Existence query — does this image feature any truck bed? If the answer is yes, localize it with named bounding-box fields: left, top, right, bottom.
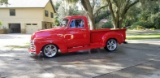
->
left=90, top=28, right=126, bottom=43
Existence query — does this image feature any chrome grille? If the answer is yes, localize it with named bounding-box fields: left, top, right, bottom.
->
left=30, top=40, right=36, bottom=51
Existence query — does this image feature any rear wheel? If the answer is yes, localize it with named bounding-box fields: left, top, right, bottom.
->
left=105, top=39, right=117, bottom=52
left=42, top=44, right=58, bottom=58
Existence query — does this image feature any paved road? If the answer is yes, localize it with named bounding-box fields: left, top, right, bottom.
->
left=0, top=34, right=160, bottom=78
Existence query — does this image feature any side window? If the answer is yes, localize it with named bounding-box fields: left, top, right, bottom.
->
left=70, top=19, right=84, bottom=28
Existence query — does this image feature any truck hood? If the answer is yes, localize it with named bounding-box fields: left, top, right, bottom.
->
left=31, top=27, right=65, bottom=40
left=39, top=27, right=65, bottom=32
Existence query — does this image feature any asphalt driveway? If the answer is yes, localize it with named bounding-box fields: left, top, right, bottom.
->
left=0, top=34, right=160, bottom=78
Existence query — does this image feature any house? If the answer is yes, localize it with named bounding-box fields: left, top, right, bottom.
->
left=0, top=0, right=56, bottom=34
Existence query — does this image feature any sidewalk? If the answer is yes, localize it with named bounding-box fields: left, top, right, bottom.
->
left=127, top=29, right=160, bottom=33
left=126, top=39, right=160, bottom=45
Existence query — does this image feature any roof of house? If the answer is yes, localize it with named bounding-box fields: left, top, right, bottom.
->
left=0, top=0, right=56, bottom=12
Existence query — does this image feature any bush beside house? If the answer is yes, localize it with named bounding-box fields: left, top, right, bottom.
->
left=0, top=21, right=7, bottom=34
left=0, top=21, right=3, bottom=33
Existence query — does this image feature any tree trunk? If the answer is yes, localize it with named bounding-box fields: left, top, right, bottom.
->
left=81, top=0, right=95, bottom=30
left=106, top=0, right=139, bottom=28
left=88, top=14, right=96, bottom=30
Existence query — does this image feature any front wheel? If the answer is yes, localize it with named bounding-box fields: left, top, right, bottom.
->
left=105, top=39, right=117, bottom=52
left=42, top=44, right=58, bottom=58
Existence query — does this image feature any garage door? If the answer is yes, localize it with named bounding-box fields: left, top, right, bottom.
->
left=26, top=24, right=38, bottom=34
left=9, top=23, right=21, bottom=33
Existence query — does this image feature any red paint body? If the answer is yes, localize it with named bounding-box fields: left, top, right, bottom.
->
left=29, top=16, right=126, bottom=55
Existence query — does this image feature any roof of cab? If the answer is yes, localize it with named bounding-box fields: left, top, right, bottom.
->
left=65, top=15, right=87, bottom=19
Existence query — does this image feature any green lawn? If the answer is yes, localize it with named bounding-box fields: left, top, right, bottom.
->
left=5, top=45, right=29, bottom=48
left=5, top=43, right=30, bottom=48
left=127, top=33, right=160, bottom=40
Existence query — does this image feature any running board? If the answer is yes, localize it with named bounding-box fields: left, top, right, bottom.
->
left=68, top=43, right=103, bottom=52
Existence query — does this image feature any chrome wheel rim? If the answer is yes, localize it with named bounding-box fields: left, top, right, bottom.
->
left=107, top=39, right=117, bottom=51
left=44, top=45, right=57, bottom=57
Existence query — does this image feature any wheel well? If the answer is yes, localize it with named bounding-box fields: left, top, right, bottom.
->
left=106, top=38, right=117, bottom=43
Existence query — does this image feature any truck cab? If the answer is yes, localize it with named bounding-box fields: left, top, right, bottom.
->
left=29, top=15, right=126, bottom=58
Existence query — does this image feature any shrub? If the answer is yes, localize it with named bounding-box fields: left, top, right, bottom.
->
left=0, top=21, right=1, bottom=26
left=102, top=21, right=113, bottom=28
left=0, top=21, right=2, bottom=29
left=151, top=12, right=160, bottom=29
left=131, top=21, right=154, bottom=29
left=136, top=26, right=145, bottom=30
left=128, top=25, right=145, bottom=30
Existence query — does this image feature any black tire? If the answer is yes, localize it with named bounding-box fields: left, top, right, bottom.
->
left=42, top=44, right=58, bottom=58
left=104, top=39, right=118, bottom=52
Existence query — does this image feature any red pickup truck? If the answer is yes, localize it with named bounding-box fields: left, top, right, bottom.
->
left=29, top=16, right=126, bottom=58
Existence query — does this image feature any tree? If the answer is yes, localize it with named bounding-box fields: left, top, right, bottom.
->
left=66, top=0, right=96, bottom=29
left=65, top=0, right=79, bottom=15
left=66, top=0, right=108, bottom=30
left=139, top=0, right=160, bottom=23
left=140, top=0, right=160, bottom=14
left=106, top=0, right=139, bottom=28
left=57, top=3, right=68, bottom=22
left=66, top=0, right=79, bottom=4
left=0, top=0, right=8, bottom=5
left=151, top=12, right=160, bottom=29
left=81, top=0, right=96, bottom=30
left=124, top=5, right=141, bottom=27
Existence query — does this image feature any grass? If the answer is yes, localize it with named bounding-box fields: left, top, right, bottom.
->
left=5, top=43, right=29, bottom=48
left=126, top=33, right=160, bottom=40
left=129, top=33, right=160, bottom=35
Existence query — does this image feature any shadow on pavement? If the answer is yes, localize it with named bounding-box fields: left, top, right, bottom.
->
left=1, top=42, right=160, bottom=78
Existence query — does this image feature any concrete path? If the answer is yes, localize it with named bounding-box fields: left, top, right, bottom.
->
left=0, top=34, right=160, bottom=78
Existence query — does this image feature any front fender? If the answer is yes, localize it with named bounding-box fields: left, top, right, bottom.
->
left=34, top=35, right=68, bottom=54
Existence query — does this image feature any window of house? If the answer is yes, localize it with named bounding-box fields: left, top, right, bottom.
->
left=51, top=12, right=53, bottom=18
left=26, top=23, right=31, bottom=25
left=70, top=19, right=84, bottom=28
left=45, top=10, right=48, bottom=17
left=10, top=9, right=16, bottom=16
left=32, top=23, right=37, bottom=25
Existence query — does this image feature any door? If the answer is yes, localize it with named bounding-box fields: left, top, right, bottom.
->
left=9, top=23, right=21, bottom=33
left=26, top=23, right=38, bottom=34
left=65, top=19, right=90, bottom=48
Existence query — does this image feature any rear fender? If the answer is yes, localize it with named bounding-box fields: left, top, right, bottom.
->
left=102, top=32, right=124, bottom=46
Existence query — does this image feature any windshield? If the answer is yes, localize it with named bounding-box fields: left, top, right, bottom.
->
left=60, top=19, right=68, bottom=27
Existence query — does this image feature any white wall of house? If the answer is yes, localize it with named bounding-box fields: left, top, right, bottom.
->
left=0, top=8, right=44, bottom=33
left=0, top=1, right=55, bottom=34
left=43, top=1, right=55, bottom=22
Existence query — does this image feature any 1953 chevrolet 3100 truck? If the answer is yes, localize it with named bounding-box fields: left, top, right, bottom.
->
left=29, top=15, right=126, bottom=58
